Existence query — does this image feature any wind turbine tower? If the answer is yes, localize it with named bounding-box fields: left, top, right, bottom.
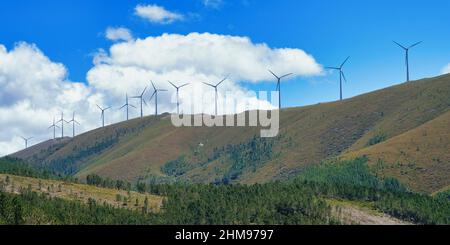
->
left=326, top=56, right=350, bottom=101
left=268, top=70, right=293, bottom=109
left=97, top=105, right=111, bottom=127
left=393, top=41, right=422, bottom=82
left=149, top=81, right=167, bottom=116
left=202, top=76, right=228, bottom=116
left=56, top=112, right=69, bottom=138
left=67, top=112, right=80, bottom=137
left=168, top=81, right=189, bottom=114
left=131, top=87, right=148, bottom=118
left=119, top=94, right=135, bottom=121
left=48, top=117, right=60, bottom=140
left=21, top=136, right=33, bottom=149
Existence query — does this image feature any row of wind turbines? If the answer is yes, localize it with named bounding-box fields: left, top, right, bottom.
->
left=19, top=40, right=421, bottom=149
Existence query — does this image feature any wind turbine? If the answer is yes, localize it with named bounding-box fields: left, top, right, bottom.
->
left=21, top=136, right=33, bottom=149
left=326, top=56, right=350, bottom=101
left=67, top=112, right=80, bottom=137
left=393, top=41, right=422, bottom=82
left=202, top=76, right=228, bottom=116
left=149, top=81, right=167, bottom=116
left=119, top=94, right=136, bottom=121
left=168, top=81, right=189, bottom=114
left=268, top=70, right=293, bottom=109
left=131, top=87, right=148, bottom=118
left=97, top=105, right=111, bottom=127
left=48, top=117, right=60, bottom=140
left=56, top=112, right=69, bottom=138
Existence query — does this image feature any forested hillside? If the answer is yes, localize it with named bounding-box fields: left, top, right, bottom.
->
left=1, top=157, right=448, bottom=225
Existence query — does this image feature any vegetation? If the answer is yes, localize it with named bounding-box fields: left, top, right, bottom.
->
left=292, top=157, right=449, bottom=224
left=0, top=156, right=448, bottom=225
left=207, top=136, right=275, bottom=184
left=161, top=155, right=191, bottom=177
left=367, top=133, right=387, bottom=146
left=86, top=174, right=131, bottom=191
left=0, top=157, right=71, bottom=181
left=42, top=124, right=154, bottom=176
left=0, top=189, right=153, bottom=225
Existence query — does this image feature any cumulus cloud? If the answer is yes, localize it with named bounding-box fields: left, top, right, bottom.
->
left=0, top=43, right=98, bottom=155
left=87, top=32, right=322, bottom=122
left=134, top=4, right=184, bottom=24
left=0, top=33, right=322, bottom=156
left=441, top=63, right=450, bottom=75
left=91, top=33, right=322, bottom=83
left=105, top=27, right=133, bottom=42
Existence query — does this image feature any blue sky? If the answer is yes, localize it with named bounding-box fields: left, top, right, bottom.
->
left=1, top=0, right=450, bottom=108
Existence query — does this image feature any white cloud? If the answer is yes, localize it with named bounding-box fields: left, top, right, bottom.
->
left=0, top=33, right=322, bottom=156
left=134, top=4, right=184, bottom=24
left=105, top=27, right=133, bottom=42
left=87, top=32, right=322, bottom=119
left=441, top=63, right=450, bottom=74
left=202, top=0, right=224, bottom=9
left=0, top=43, right=98, bottom=156
left=90, top=33, right=322, bottom=83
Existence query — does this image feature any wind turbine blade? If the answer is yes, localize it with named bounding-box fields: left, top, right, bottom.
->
left=105, top=107, right=111, bottom=111
left=202, top=82, right=215, bottom=87
left=280, top=73, right=293, bottom=79
left=340, top=56, right=350, bottom=68
left=130, top=96, right=140, bottom=99
left=143, top=99, right=148, bottom=106
left=151, top=81, right=156, bottom=90
left=393, top=41, right=407, bottom=50
left=129, top=104, right=136, bottom=108
left=75, top=120, right=80, bottom=125
left=268, top=69, right=279, bottom=79
left=96, top=104, right=102, bottom=110
left=325, top=67, right=340, bottom=70
left=149, top=91, right=156, bottom=101
left=168, top=81, right=177, bottom=89
left=119, top=104, right=126, bottom=110
left=141, top=86, right=147, bottom=96
left=341, top=71, right=348, bottom=82
left=409, top=41, right=422, bottom=49
left=159, top=89, right=168, bottom=92
left=216, top=76, right=228, bottom=86
left=179, top=83, right=190, bottom=88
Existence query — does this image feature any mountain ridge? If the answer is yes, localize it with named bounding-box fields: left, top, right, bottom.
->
left=9, top=74, right=450, bottom=193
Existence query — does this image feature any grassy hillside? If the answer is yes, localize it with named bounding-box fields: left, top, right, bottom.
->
left=11, top=74, right=450, bottom=192
left=343, top=110, right=450, bottom=193
left=0, top=174, right=163, bottom=212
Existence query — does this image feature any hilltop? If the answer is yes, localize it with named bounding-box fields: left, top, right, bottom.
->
left=10, top=74, right=450, bottom=193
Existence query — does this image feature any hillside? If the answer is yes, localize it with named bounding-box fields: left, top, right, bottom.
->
left=343, top=110, right=450, bottom=193
left=10, top=74, right=450, bottom=193
left=12, top=138, right=71, bottom=162
left=0, top=173, right=163, bottom=212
